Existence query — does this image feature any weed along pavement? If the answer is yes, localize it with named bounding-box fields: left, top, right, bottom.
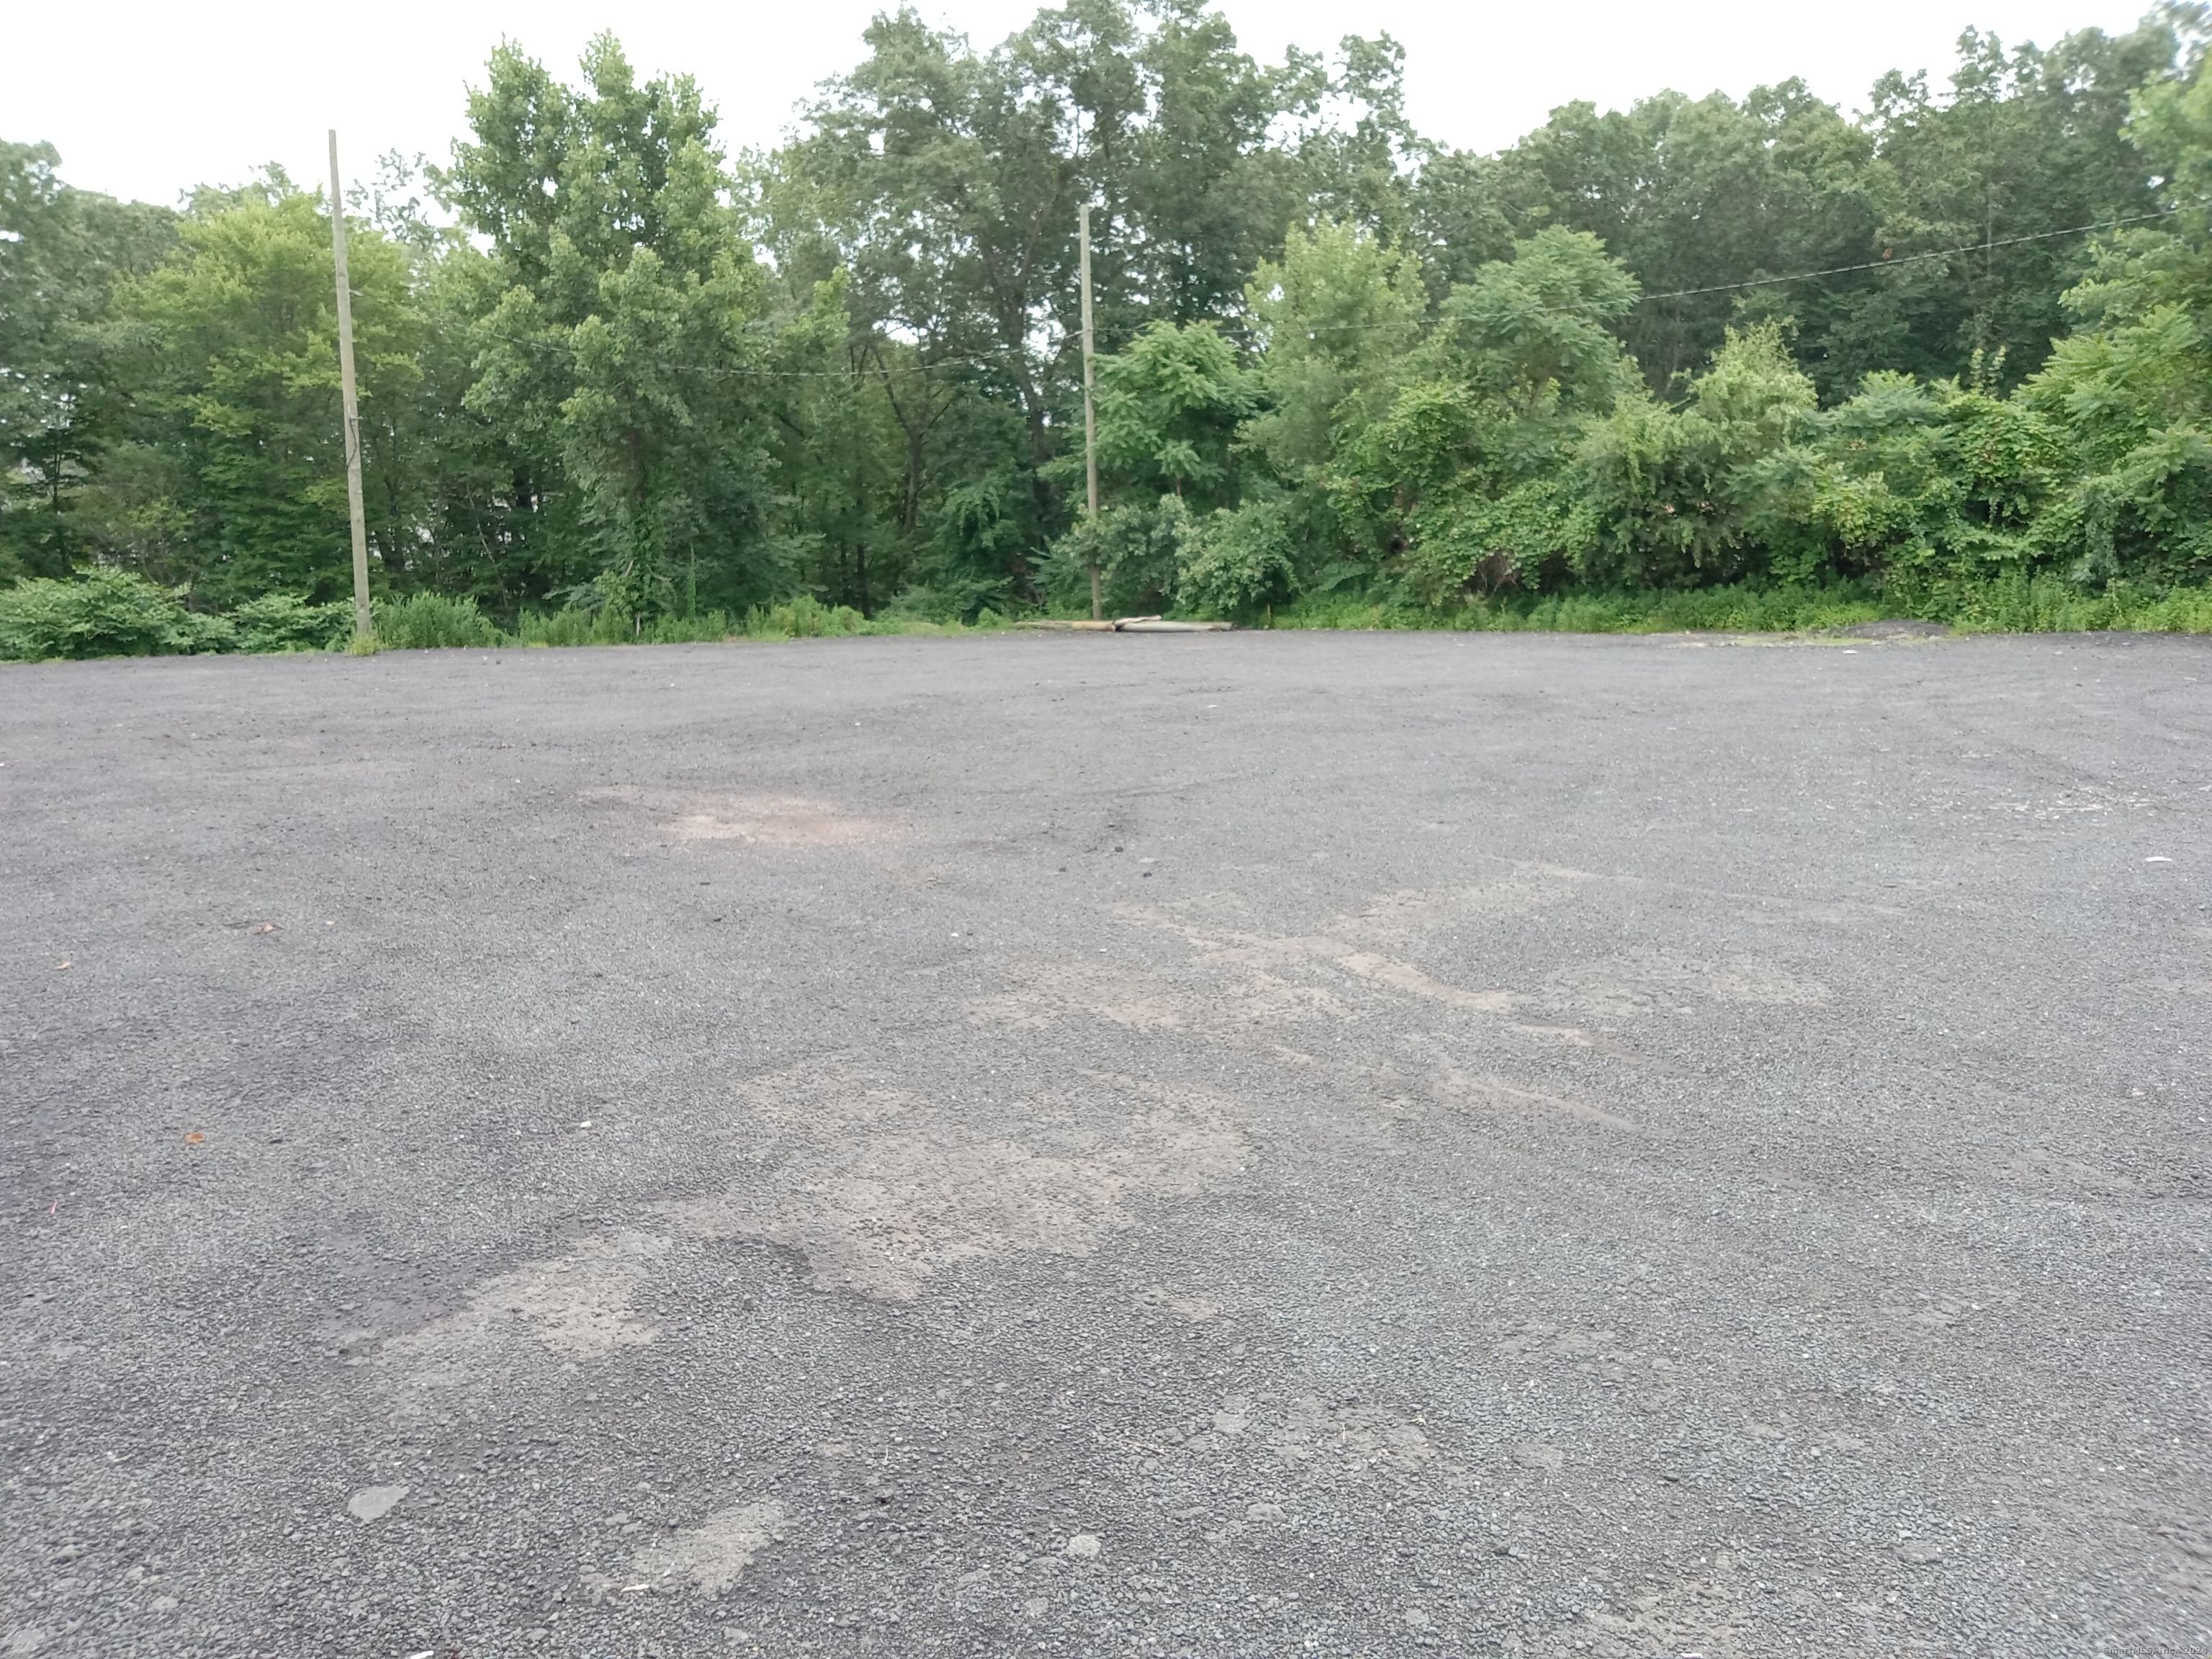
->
left=3, top=629, right=2208, bottom=1659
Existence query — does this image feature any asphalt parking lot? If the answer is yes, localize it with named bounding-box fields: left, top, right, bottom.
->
left=3, top=626, right=2208, bottom=1659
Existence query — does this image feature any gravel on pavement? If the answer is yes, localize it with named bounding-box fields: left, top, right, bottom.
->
left=2, top=628, right=2208, bottom=1659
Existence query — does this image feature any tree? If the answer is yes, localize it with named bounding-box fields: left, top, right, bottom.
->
left=17, top=5, right=2212, bottom=628
left=1240, top=218, right=1426, bottom=487
left=443, top=36, right=784, bottom=621
left=1858, top=17, right=2190, bottom=387
left=2008, top=32, right=2212, bottom=589
left=1476, top=84, right=1886, bottom=396
left=114, top=175, right=419, bottom=606
left=1041, top=315, right=1250, bottom=616
left=773, top=3, right=1115, bottom=580
left=1330, top=230, right=1638, bottom=592
left=765, top=2, right=1411, bottom=600
left=0, top=141, right=176, bottom=581
left=1092, top=319, right=1249, bottom=500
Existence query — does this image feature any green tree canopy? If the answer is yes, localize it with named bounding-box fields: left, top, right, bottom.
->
left=444, top=35, right=784, bottom=619
left=11, top=4, right=2212, bottom=636
left=0, top=141, right=176, bottom=581
left=117, top=176, right=418, bottom=606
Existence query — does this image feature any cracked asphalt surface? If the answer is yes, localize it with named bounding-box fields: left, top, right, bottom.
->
left=3, top=628, right=2209, bottom=1659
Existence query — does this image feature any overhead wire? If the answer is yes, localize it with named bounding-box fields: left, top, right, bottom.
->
left=490, top=199, right=2195, bottom=380
left=1088, top=201, right=2195, bottom=346
left=1637, top=203, right=2188, bottom=302
left=1187, top=202, right=2196, bottom=341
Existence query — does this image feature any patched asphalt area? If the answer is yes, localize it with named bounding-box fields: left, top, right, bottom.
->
left=1, top=629, right=2208, bottom=1659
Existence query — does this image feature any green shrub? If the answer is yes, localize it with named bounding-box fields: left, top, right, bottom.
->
left=588, top=604, right=640, bottom=644
left=1041, top=496, right=1192, bottom=616
left=0, top=568, right=235, bottom=660
left=1401, top=477, right=1596, bottom=603
left=1575, top=324, right=1820, bottom=590
left=1175, top=499, right=1298, bottom=617
left=513, top=604, right=812, bottom=645
left=372, top=592, right=505, bottom=649
left=230, top=594, right=354, bottom=652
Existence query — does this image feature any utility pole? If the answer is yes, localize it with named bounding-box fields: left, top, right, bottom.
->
left=1079, top=202, right=1102, bottom=621
left=328, top=131, right=372, bottom=642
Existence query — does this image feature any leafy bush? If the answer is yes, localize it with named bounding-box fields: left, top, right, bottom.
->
left=1174, top=499, right=1299, bottom=616
left=1575, top=323, right=1818, bottom=588
left=1086, top=320, right=1251, bottom=502
left=2036, top=426, right=2212, bottom=589
left=372, top=592, right=505, bottom=649
left=1401, top=476, right=1596, bottom=602
left=0, top=568, right=235, bottom=660
left=231, top=593, right=354, bottom=652
left=1043, top=496, right=1192, bottom=616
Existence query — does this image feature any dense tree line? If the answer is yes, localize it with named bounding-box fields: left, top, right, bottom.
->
left=4, top=1, right=2212, bottom=638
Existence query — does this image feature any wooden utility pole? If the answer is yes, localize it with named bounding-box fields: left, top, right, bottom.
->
left=328, top=131, right=372, bottom=641
left=1079, top=202, right=1102, bottom=621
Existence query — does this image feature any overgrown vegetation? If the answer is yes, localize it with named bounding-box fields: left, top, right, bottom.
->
left=9, top=4, right=2212, bottom=659
left=0, top=570, right=1022, bottom=658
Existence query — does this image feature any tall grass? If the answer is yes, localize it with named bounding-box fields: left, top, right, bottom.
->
left=734, top=595, right=1017, bottom=638
left=1266, top=575, right=2212, bottom=635
left=506, top=596, right=1000, bottom=645
left=644, top=611, right=744, bottom=643
left=1946, top=571, right=2212, bottom=634
left=510, top=606, right=602, bottom=647
left=1267, top=582, right=1894, bottom=634
left=372, top=593, right=503, bottom=649
left=508, top=607, right=742, bottom=646
left=742, top=596, right=868, bottom=639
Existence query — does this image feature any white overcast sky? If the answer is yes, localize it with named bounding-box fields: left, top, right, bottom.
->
left=6, top=0, right=2155, bottom=207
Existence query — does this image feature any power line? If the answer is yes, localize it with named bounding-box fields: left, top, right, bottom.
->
left=1639, top=204, right=2188, bottom=302
left=1217, top=203, right=2194, bottom=338
left=486, top=199, right=2195, bottom=379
